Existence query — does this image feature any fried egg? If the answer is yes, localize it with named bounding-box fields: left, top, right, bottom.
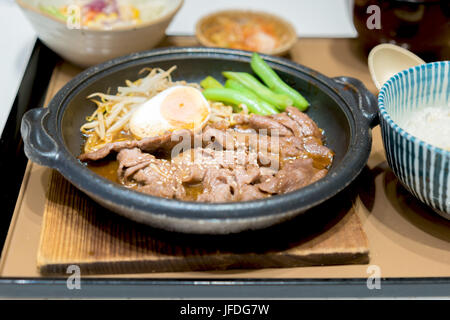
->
left=129, top=86, right=211, bottom=139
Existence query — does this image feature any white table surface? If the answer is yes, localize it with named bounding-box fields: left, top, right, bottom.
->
left=0, top=0, right=37, bottom=135
left=0, top=0, right=356, bottom=136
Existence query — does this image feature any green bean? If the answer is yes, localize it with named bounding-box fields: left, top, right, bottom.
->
left=251, top=52, right=309, bottom=111
left=202, top=88, right=273, bottom=115
left=225, top=79, right=280, bottom=113
left=222, top=71, right=293, bottom=110
left=200, top=76, right=223, bottom=89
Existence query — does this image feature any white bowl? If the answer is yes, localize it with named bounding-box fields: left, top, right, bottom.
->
left=16, top=0, right=184, bottom=68
left=378, top=61, right=450, bottom=219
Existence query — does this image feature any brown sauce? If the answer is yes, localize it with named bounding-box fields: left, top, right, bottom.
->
left=88, top=159, right=120, bottom=184
left=88, top=158, right=205, bottom=200
left=183, top=183, right=205, bottom=201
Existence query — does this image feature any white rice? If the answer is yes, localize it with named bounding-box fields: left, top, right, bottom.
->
left=401, top=106, right=450, bottom=151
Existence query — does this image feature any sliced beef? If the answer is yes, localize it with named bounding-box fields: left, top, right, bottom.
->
left=132, top=160, right=185, bottom=199
left=133, top=164, right=186, bottom=199
left=257, top=151, right=280, bottom=170
left=116, top=145, right=268, bottom=202
left=248, top=108, right=322, bottom=140
left=233, top=114, right=250, bottom=126
left=202, top=126, right=236, bottom=150
left=117, top=148, right=154, bottom=168
left=238, top=131, right=275, bottom=156
left=180, top=165, right=206, bottom=184
left=209, top=120, right=231, bottom=131
left=302, top=136, right=334, bottom=169
left=286, top=106, right=323, bottom=139
left=138, top=129, right=198, bottom=154
left=197, top=168, right=237, bottom=202
left=234, top=165, right=261, bottom=187
left=193, top=145, right=258, bottom=169
left=82, top=108, right=333, bottom=202
left=197, top=165, right=267, bottom=203
left=248, top=115, right=293, bottom=137
left=277, top=135, right=305, bottom=159
left=116, top=147, right=185, bottom=199
left=79, top=129, right=196, bottom=162
left=257, top=158, right=323, bottom=194
left=270, top=113, right=303, bottom=137
left=238, top=184, right=269, bottom=201
left=79, top=140, right=138, bottom=162
left=171, top=149, right=208, bottom=183
left=117, top=148, right=156, bottom=182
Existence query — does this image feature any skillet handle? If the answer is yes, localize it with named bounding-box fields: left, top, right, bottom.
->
left=21, top=108, right=60, bottom=169
left=332, top=76, right=379, bottom=128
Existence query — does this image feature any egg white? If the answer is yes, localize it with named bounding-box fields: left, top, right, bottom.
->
left=129, top=86, right=211, bottom=139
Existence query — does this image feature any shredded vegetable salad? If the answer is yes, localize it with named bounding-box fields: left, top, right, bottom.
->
left=40, top=0, right=167, bottom=29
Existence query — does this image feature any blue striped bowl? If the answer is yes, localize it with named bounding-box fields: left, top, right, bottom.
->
left=378, top=61, right=450, bottom=219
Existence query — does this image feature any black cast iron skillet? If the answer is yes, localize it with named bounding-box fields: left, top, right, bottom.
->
left=21, top=47, right=378, bottom=234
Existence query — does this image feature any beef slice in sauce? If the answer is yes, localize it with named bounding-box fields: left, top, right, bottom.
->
left=79, top=109, right=333, bottom=202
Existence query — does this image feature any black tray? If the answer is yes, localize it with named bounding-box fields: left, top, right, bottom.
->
left=0, top=40, right=449, bottom=299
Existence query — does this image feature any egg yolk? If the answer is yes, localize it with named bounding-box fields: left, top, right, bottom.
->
left=160, top=87, right=209, bottom=130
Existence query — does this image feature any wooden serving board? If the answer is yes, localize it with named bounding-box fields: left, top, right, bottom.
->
left=37, top=171, right=369, bottom=275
